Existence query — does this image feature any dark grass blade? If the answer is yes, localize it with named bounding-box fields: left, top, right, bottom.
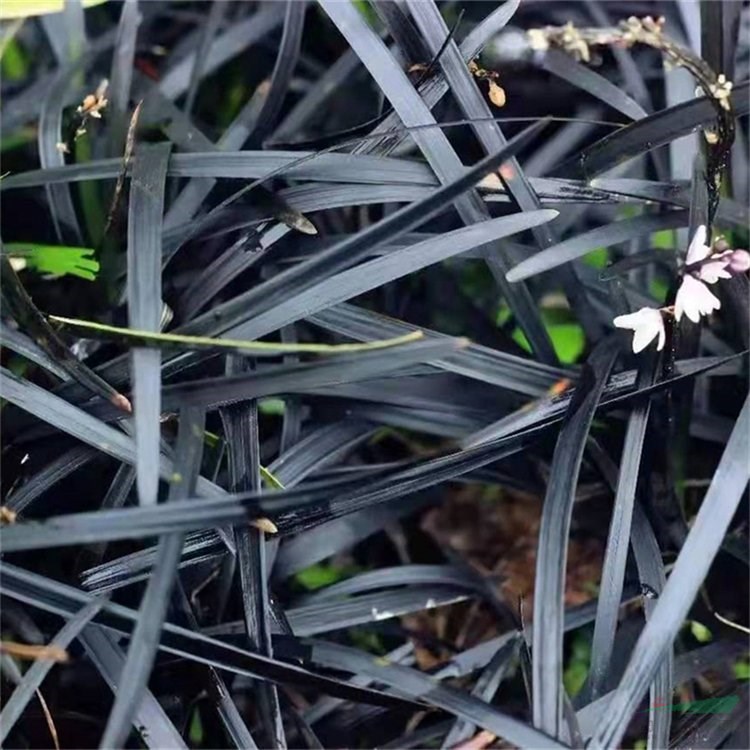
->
left=176, top=207, right=555, bottom=327
left=0, top=564, right=423, bottom=712
left=700, top=0, right=742, bottom=79
left=463, top=353, right=745, bottom=449
left=542, top=48, right=647, bottom=122
left=274, top=48, right=361, bottom=141
left=307, top=640, right=567, bottom=749
left=581, top=439, right=672, bottom=748
left=629, top=504, right=672, bottom=750
left=310, top=303, right=569, bottom=396
left=99, top=407, right=205, bottom=748
left=669, top=684, right=749, bottom=750
left=1, top=257, right=130, bottom=411
left=162, top=13, right=310, bottom=234
left=356, top=0, right=520, bottom=154
left=179, top=118, right=550, bottom=339
left=589, top=177, right=749, bottom=227
left=80, top=626, right=187, bottom=749
left=268, top=420, right=376, bottom=487
left=5, top=445, right=98, bottom=515
left=217, top=210, right=557, bottom=344
left=294, top=564, right=484, bottom=604
left=127, top=142, right=171, bottom=505
left=0, top=149, right=437, bottom=189
left=2, top=149, right=654, bottom=199
left=302, top=642, right=416, bottom=727
left=156, top=338, right=466, bottom=412
left=523, top=107, right=600, bottom=178
left=407, top=0, right=602, bottom=340
left=441, top=637, right=520, bottom=748
left=0, top=320, right=69, bottom=381
left=274, top=497, right=432, bottom=580
left=0, top=365, right=228, bottom=503
left=577, top=638, right=746, bottom=739
left=37, top=17, right=84, bottom=245
left=79, top=421, right=380, bottom=594
left=290, top=587, right=468, bottom=635
left=506, top=210, right=689, bottom=282
left=278, top=326, right=303, bottom=453
left=244, top=586, right=470, bottom=636
left=0, top=422, right=536, bottom=552
left=85, top=463, right=136, bottom=568
left=585, top=355, right=659, bottom=701
left=157, top=5, right=286, bottom=100
left=553, top=83, right=749, bottom=180
left=3, top=354, right=743, bottom=554
left=0, top=599, right=104, bottom=744
left=321, top=0, right=556, bottom=364
left=108, top=0, right=139, bottom=150
left=182, top=0, right=226, bottom=116
left=532, top=337, right=621, bottom=738
left=373, top=0, right=429, bottom=65
left=210, top=674, right=261, bottom=750
left=246, top=0, right=305, bottom=147
left=219, top=359, right=286, bottom=749
left=589, top=395, right=750, bottom=750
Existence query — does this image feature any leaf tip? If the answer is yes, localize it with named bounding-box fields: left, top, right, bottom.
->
left=252, top=517, right=279, bottom=534
left=111, top=392, right=133, bottom=413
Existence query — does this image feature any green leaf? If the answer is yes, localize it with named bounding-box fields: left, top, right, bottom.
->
left=353, top=0, right=378, bottom=27
left=1, top=38, right=27, bottom=80
left=733, top=658, right=750, bottom=680
left=507, top=311, right=585, bottom=364
left=295, top=563, right=352, bottom=591
left=4, top=243, right=100, bottom=280
left=74, top=135, right=105, bottom=245
left=188, top=707, right=204, bottom=746
left=349, top=628, right=386, bottom=655
left=583, top=247, right=608, bottom=269
left=563, top=631, right=591, bottom=697
left=652, top=229, right=676, bottom=250
left=258, top=398, right=286, bottom=416
left=649, top=277, right=669, bottom=303
left=1, top=126, right=36, bottom=152
left=689, top=620, right=713, bottom=643
left=260, top=465, right=285, bottom=490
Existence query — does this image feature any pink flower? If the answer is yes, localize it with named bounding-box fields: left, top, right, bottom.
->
left=674, top=275, right=721, bottom=323
left=613, top=307, right=666, bottom=353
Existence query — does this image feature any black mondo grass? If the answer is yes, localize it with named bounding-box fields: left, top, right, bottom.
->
left=1, top=2, right=748, bottom=749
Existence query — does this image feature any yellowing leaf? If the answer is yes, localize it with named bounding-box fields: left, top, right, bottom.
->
left=0, top=0, right=107, bottom=20
left=48, top=315, right=426, bottom=356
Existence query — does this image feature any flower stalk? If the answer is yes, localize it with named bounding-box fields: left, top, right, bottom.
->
left=528, top=16, right=735, bottom=227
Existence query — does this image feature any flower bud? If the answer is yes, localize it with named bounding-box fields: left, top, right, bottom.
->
left=727, top=249, right=750, bottom=274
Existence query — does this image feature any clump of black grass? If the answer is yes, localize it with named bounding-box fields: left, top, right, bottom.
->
left=1, top=2, right=748, bottom=749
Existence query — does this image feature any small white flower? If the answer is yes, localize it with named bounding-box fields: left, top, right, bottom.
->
left=613, top=307, right=666, bottom=353
left=698, top=254, right=732, bottom=283
left=674, top=275, right=721, bottom=323
left=686, top=225, right=712, bottom=265
left=684, top=223, right=730, bottom=284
